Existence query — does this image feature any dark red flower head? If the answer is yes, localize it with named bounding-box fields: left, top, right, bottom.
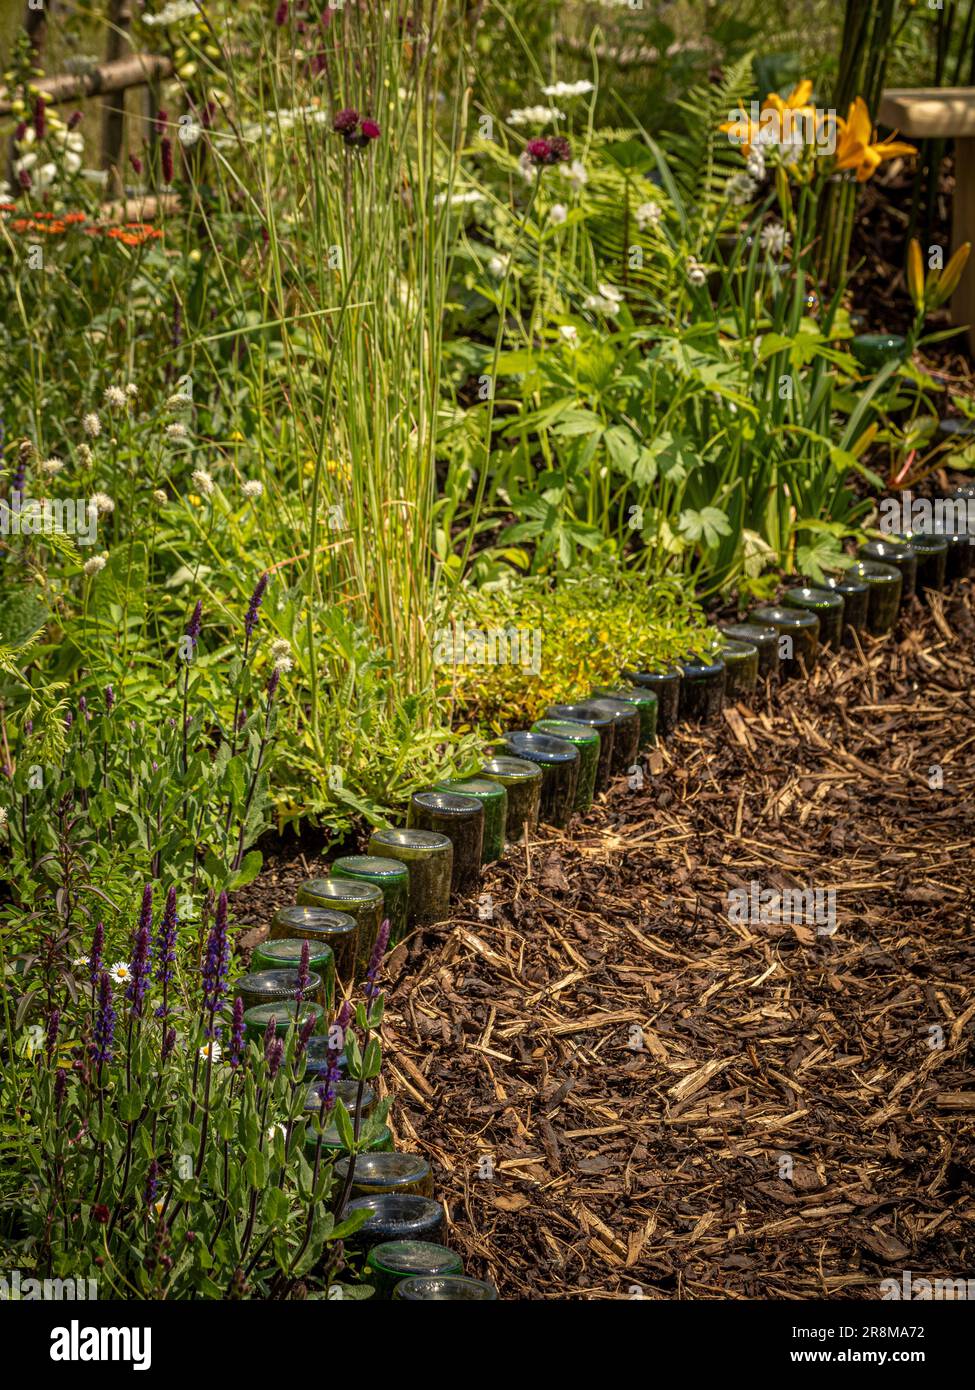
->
left=333, top=108, right=359, bottom=134
left=360, top=119, right=381, bottom=141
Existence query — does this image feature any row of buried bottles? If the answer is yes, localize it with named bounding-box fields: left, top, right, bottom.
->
left=226, top=517, right=967, bottom=1297
left=233, top=526, right=965, bottom=1030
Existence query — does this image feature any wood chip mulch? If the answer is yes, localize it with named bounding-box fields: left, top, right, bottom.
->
left=236, top=585, right=975, bottom=1300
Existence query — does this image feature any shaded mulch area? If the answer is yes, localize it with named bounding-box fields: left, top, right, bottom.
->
left=236, top=585, right=975, bottom=1300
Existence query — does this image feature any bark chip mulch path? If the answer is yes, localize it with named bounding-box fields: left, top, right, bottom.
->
left=237, top=586, right=975, bottom=1300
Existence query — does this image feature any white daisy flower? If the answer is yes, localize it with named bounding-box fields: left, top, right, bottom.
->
left=109, top=961, right=132, bottom=985
left=199, top=1040, right=223, bottom=1063
left=73, top=954, right=89, bottom=968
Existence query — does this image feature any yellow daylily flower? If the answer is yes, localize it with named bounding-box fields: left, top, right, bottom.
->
left=834, top=97, right=916, bottom=182
left=719, top=79, right=817, bottom=155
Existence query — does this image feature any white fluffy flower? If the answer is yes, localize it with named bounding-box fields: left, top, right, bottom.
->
left=103, top=385, right=127, bottom=409
left=109, top=961, right=132, bottom=985
left=0, top=807, right=8, bottom=830
left=165, top=421, right=188, bottom=440
left=274, top=655, right=293, bottom=673
left=727, top=172, right=758, bottom=206
left=126, top=383, right=139, bottom=399
left=177, top=118, right=202, bottom=147
left=565, top=159, right=588, bottom=190
left=83, top=553, right=108, bottom=577
left=270, top=639, right=292, bottom=661
left=634, top=200, right=662, bottom=229
left=760, top=221, right=791, bottom=257
left=91, top=492, right=115, bottom=515
left=584, top=282, right=624, bottom=314
left=39, top=456, right=64, bottom=477
left=686, top=258, right=708, bottom=287
left=241, top=479, right=264, bottom=500
left=549, top=202, right=568, bottom=225
left=508, top=105, right=565, bottom=126
left=152, top=489, right=168, bottom=505
left=542, top=80, right=594, bottom=99
left=746, top=149, right=766, bottom=181
left=559, top=324, right=579, bottom=344
left=487, top=253, right=510, bottom=278
left=166, top=393, right=192, bottom=412
left=191, top=468, right=215, bottom=497
left=141, top=0, right=199, bottom=24
left=82, top=412, right=101, bottom=438
left=77, top=444, right=93, bottom=469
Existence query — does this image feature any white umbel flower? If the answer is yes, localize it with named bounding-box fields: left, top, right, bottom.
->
left=634, top=200, right=662, bottom=229
left=727, top=172, right=758, bottom=206
left=584, top=282, right=624, bottom=314
left=508, top=105, right=565, bottom=126
left=542, top=80, right=594, bottom=99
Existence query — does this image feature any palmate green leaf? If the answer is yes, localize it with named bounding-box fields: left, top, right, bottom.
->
left=678, top=507, right=733, bottom=549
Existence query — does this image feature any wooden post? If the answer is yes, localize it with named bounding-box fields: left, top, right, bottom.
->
left=102, top=0, right=134, bottom=189
left=879, top=88, right=975, bottom=354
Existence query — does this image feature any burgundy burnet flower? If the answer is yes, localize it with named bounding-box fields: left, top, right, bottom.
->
left=14, top=121, right=26, bottom=142
left=67, top=109, right=83, bottom=131
left=333, top=107, right=359, bottom=134
left=525, top=135, right=571, bottom=168
left=92, top=1203, right=110, bottom=1224
left=161, top=137, right=174, bottom=185
left=360, top=119, right=381, bottom=141
left=104, top=684, right=114, bottom=713
left=130, top=153, right=143, bottom=176
left=274, top=0, right=289, bottom=24
left=33, top=95, right=46, bottom=141
left=54, top=1068, right=68, bottom=1110
left=17, top=168, right=32, bottom=191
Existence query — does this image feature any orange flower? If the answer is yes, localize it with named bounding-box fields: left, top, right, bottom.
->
left=106, top=222, right=163, bottom=246
left=834, top=97, right=916, bottom=181
left=720, top=79, right=818, bottom=156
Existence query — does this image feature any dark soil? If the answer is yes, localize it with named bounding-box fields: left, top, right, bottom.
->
left=234, top=584, right=975, bottom=1300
